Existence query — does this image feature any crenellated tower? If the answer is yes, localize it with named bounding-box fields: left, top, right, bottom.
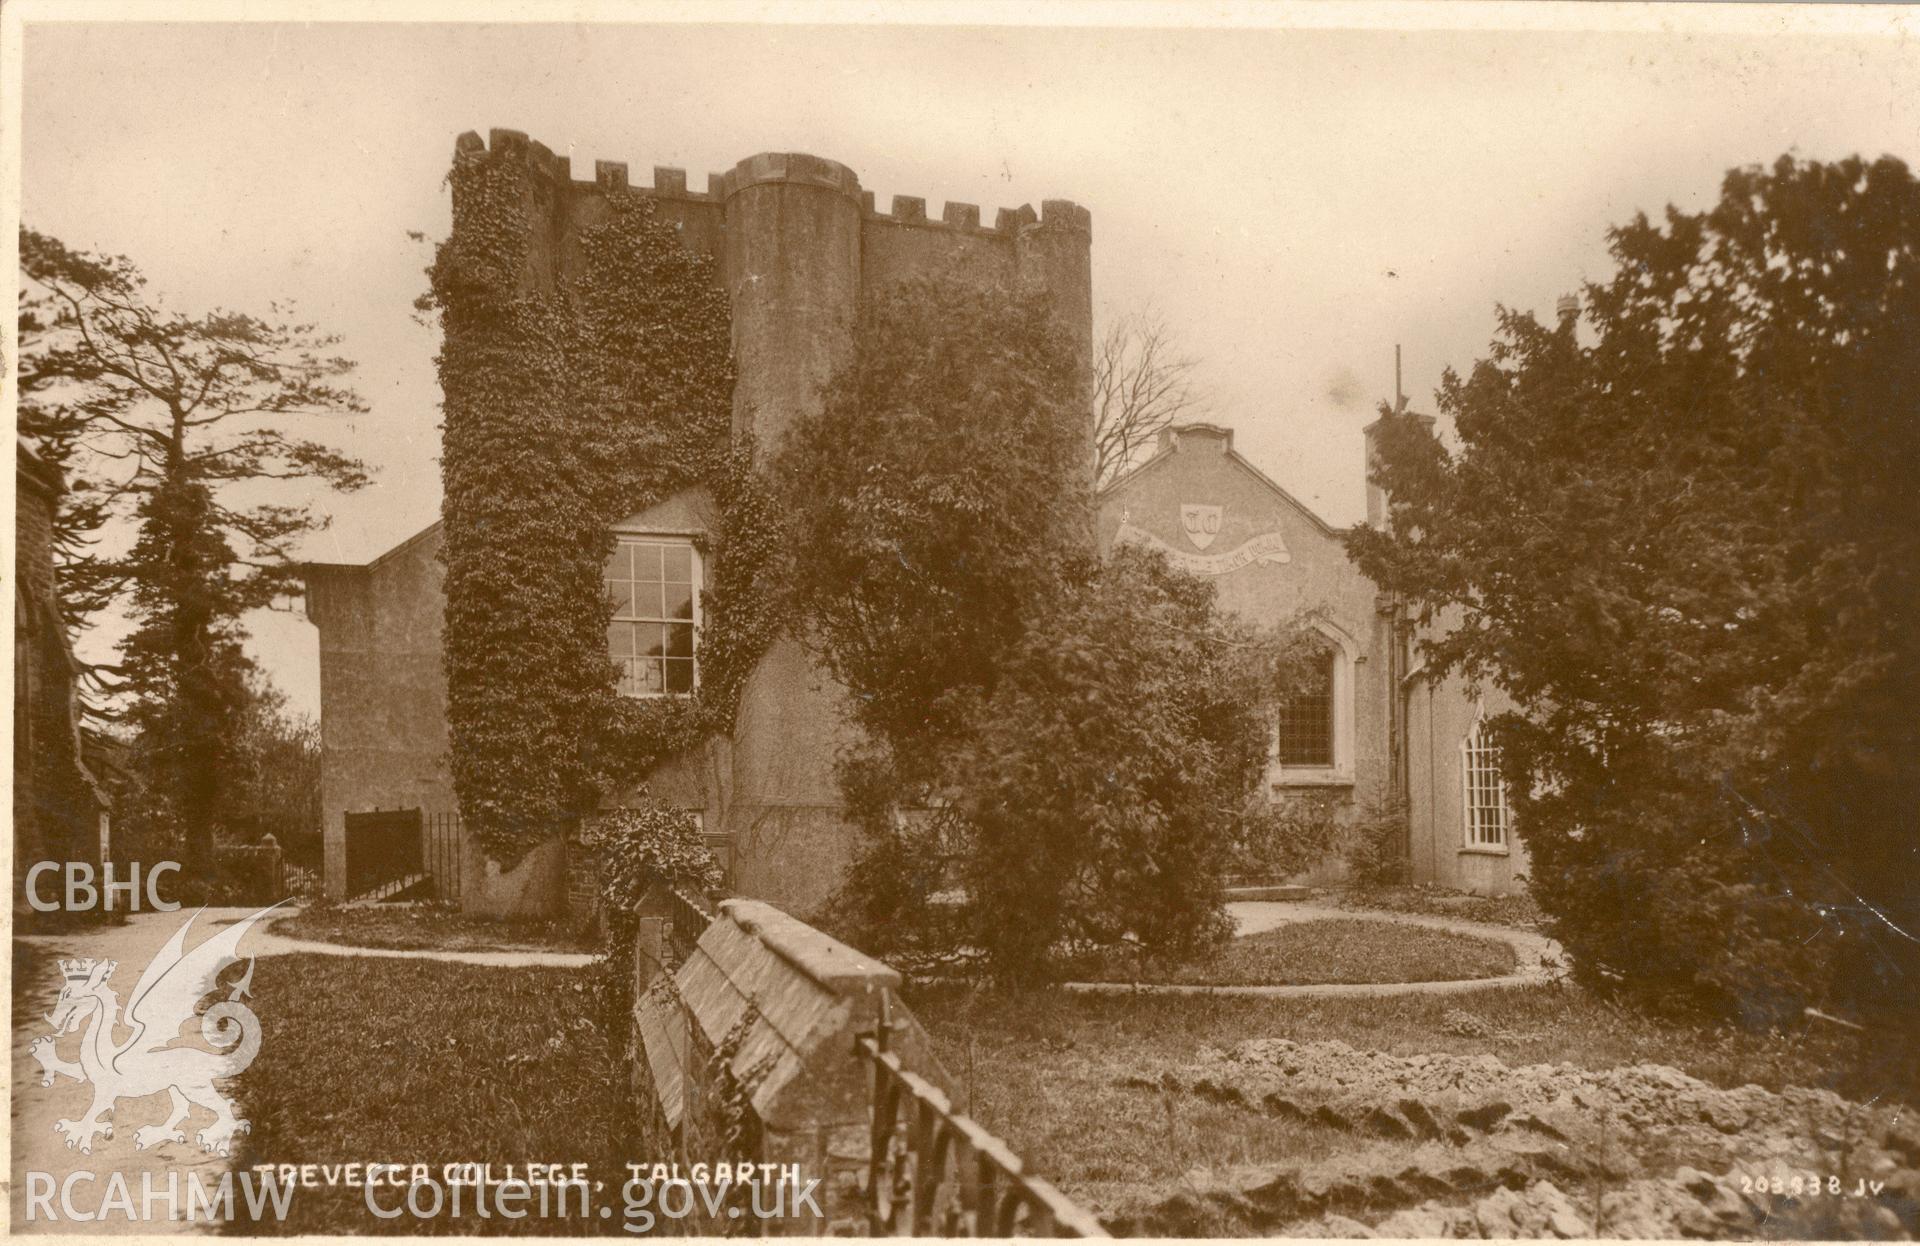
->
left=452, top=129, right=1093, bottom=455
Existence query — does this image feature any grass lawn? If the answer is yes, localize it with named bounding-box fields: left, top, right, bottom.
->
left=906, top=978, right=1919, bottom=1229
left=1064, top=917, right=1515, bottom=986
left=268, top=904, right=593, bottom=954
left=1331, top=884, right=1547, bottom=930
left=227, top=955, right=630, bottom=1235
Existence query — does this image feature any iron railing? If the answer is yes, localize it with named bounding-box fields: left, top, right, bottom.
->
left=425, top=811, right=463, bottom=904
left=666, top=884, right=717, bottom=956
left=859, top=997, right=1107, bottom=1238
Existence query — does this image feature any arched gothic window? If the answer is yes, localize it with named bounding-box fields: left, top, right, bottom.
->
left=1276, top=640, right=1336, bottom=767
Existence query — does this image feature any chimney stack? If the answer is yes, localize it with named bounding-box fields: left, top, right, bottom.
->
left=1555, top=293, right=1581, bottom=324
left=1363, top=415, right=1431, bottom=529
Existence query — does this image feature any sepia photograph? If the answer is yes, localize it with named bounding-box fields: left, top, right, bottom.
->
left=5, top=1, right=1917, bottom=1236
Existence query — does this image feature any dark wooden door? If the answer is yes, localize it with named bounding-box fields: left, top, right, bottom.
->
left=343, top=808, right=424, bottom=897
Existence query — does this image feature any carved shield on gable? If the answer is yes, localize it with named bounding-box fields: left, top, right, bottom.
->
left=1181, top=503, right=1224, bottom=550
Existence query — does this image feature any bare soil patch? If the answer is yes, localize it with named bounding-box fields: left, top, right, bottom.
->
left=1142, top=1037, right=1919, bottom=1238
left=909, top=981, right=1920, bottom=1236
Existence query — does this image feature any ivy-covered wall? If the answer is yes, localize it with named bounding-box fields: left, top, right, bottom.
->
left=311, top=129, right=1093, bottom=916
left=428, top=133, right=738, bottom=867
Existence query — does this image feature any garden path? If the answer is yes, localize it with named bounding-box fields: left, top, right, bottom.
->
left=11, top=905, right=590, bottom=1234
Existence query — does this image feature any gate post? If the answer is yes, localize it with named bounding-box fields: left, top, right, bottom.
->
left=258, top=833, right=285, bottom=900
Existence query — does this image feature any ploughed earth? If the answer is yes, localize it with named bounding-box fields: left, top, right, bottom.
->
left=1115, top=1037, right=1918, bottom=1238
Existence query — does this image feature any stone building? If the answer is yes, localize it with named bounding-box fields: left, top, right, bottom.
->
left=14, top=442, right=109, bottom=924
left=1097, top=417, right=1529, bottom=895
left=1099, top=424, right=1392, bottom=841
left=302, top=132, right=1093, bottom=917
left=304, top=129, right=1526, bottom=920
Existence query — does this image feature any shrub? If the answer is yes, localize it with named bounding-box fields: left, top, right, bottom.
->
left=940, top=547, right=1280, bottom=975
left=776, top=277, right=1088, bottom=767
left=815, top=779, right=970, bottom=969
left=1343, top=796, right=1411, bottom=889
left=212, top=839, right=287, bottom=905
left=783, top=278, right=1324, bottom=983
left=1234, top=790, right=1343, bottom=880
left=809, top=542, right=1305, bottom=982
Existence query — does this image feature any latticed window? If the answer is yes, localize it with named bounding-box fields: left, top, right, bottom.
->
left=606, top=537, right=698, bottom=696
left=1276, top=644, right=1336, bottom=767
left=1461, top=716, right=1511, bottom=848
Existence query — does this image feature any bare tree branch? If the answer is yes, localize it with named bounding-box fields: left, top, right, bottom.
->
left=1092, top=308, right=1205, bottom=487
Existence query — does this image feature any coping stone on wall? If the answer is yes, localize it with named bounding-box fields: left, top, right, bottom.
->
left=636, top=897, right=937, bottom=1137
left=722, top=898, right=901, bottom=993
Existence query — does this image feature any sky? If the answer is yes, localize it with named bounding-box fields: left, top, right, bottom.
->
left=13, top=6, right=1920, bottom=718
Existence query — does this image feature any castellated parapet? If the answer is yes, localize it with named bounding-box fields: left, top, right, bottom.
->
left=453, top=129, right=1093, bottom=454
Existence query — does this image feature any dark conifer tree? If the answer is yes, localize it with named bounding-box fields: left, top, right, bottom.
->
left=18, top=228, right=367, bottom=886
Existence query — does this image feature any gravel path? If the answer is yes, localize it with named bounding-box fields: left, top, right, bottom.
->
left=243, top=928, right=594, bottom=968
left=1061, top=900, right=1562, bottom=999
left=13, top=909, right=273, bottom=1234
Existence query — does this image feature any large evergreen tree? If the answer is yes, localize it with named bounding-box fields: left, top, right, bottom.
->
left=18, top=228, right=367, bottom=886
left=17, top=236, right=121, bottom=647
left=1349, top=155, right=1920, bottom=1023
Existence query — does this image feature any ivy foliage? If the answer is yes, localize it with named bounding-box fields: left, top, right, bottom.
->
left=427, top=142, right=755, bottom=864
left=1348, top=155, right=1920, bottom=1025
left=586, top=799, right=727, bottom=918
left=582, top=797, right=725, bottom=1048
left=781, top=278, right=1307, bottom=981
left=778, top=278, right=1090, bottom=769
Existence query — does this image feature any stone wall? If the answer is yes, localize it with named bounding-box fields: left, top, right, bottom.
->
left=629, top=893, right=951, bottom=1234
left=303, top=524, right=463, bottom=902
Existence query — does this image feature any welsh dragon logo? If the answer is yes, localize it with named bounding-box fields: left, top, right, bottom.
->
left=28, top=904, right=280, bottom=1157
